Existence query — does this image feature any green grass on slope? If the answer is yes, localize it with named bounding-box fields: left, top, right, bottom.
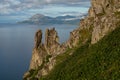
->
left=40, top=27, right=120, bottom=80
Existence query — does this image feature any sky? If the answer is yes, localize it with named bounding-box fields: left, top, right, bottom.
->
left=0, top=0, right=90, bottom=23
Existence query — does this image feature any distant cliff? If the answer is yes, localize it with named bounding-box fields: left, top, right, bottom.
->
left=23, top=0, right=120, bottom=80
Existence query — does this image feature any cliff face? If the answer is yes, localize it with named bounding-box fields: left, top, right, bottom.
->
left=90, top=0, right=120, bottom=44
left=23, top=0, right=120, bottom=79
left=30, top=30, right=45, bottom=69
left=44, top=28, right=63, bottom=55
left=67, top=0, right=120, bottom=46
left=23, top=28, right=66, bottom=79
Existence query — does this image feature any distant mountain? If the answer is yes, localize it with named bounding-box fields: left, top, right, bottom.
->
left=19, top=13, right=87, bottom=25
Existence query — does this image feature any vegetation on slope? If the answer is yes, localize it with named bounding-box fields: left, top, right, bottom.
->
left=40, top=26, right=120, bottom=80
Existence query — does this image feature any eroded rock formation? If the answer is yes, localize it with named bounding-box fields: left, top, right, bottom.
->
left=24, top=0, right=120, bottom=79
left=89, top=0, right=120, bottom=44
left=23, top=28, right=66, bottom=79
left=67, top=0, right=120, bottom=45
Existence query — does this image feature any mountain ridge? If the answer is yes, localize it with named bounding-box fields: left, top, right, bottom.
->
left=19, top=13, right=87, bottom=25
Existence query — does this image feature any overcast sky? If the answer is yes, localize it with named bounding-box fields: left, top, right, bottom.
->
left=0, top=0, right=90, bottom=23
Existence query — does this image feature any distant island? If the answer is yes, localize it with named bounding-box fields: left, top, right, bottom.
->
left=18, top=13, right=87, bottom=25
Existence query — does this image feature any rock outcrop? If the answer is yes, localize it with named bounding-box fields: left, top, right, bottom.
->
left=45, top=28, right=61, bottom=55
left=24, top=0, right=120, bottom=79
left=90, top=0, right=120, bottom=44
left=30, top=29, right=45, bottom=69
left=67, top=0, right=120, bottom=45
left=23, top=28, right=66, bottom=79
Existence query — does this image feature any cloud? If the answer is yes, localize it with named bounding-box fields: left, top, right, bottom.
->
left=0, top=0, right=21, bottom=14
left=0, top=0, right=90, bottom=23
left=46, top=0, right=52, bottom=3
left=0, top=0, right=90, bottom=15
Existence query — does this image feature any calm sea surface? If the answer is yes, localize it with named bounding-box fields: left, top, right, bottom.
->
left=0, top=23, right=78, bottom=80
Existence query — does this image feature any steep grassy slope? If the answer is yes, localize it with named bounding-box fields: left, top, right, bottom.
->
left=40, top=26, right=120, bottom=80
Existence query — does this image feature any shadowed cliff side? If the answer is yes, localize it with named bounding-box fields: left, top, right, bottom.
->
left=23, top=0, right=120, bottom=80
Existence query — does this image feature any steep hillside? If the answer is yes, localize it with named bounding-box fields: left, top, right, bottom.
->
left=40, top=26, right=120, bottom=80
left=23, top=0, right=120, bottom=80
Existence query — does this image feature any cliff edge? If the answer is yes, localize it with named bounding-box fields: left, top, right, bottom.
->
left=23, top=0, right=120, bottom=80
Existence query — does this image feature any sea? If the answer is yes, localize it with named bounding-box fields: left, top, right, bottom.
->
left=0, top=23, right=78, bottom=80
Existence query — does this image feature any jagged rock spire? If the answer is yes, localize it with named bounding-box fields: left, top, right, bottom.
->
left=35, top=29, right=42, bottom=48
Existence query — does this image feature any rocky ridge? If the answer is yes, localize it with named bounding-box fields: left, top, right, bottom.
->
left=23, top=28, right=66, bottom=79
left=23, top=0, right=120, bottom=79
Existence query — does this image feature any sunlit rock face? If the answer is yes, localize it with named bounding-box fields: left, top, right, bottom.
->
left=89, top=0, right=120, bottom=44
left=23, top=28, right=66, bottom=79
left=30, top=30, right=45, bottom=70
left=30, top=28, right=60, bottom=70
left=44, top=28, right=61, bottom=55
